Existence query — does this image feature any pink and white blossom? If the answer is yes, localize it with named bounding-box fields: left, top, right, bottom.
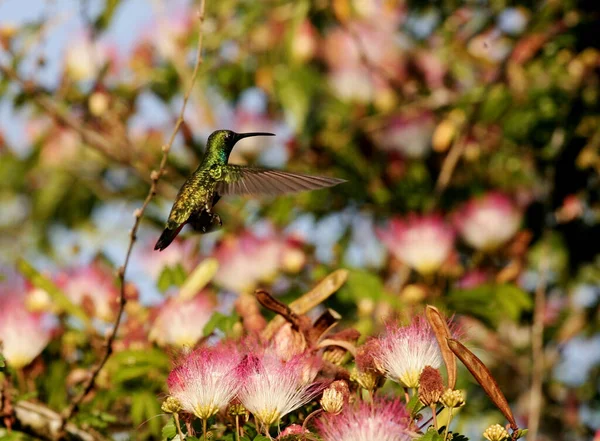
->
left=374, top=317, right=442, bottom=388
left=213, top=229, right=305, bottom=293
left=377, top=215, right=455, bottom=275
left=453, top=192, right=522, bottom=251
left=167, top=345, right=242, bottom=420
left=56, top=264, right=118, bottom=321
left=376, top=112, right=436, bottom=158
left=317, top=397, right=412, bottom=441
left=149, top=291, right=216, bottom=347
left=0, top=272, right=53, bottom=369
left=238, top=353, right=324, bottom=430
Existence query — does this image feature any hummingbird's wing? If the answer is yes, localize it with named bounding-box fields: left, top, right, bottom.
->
left=216, top=166, right=346, bottom=196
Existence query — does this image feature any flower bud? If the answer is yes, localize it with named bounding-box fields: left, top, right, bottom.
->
left=89, top=92, right=109, bottom=116
left=483, top=423, right=510, bottom=441
left=351, top=369, right=383, bottom=392
left=161, top=396, right=183, bottom=414
left=418, top=366, right=444, bottom=406
left=320, top=380, right=349, bottom=415
left=440, top=389, right=465, bottom=408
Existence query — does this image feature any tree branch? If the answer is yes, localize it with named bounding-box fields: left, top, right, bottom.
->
left=58, top=0, right=207, bottom=432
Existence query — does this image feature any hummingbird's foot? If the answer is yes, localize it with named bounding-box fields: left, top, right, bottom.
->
left=189, top=211, right=222, bottom=234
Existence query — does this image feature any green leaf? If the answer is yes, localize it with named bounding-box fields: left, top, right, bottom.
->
left=406, top=392, right=425, bottom=416
left=162, top=418, right=177, bottom=440
left=157, top=267, right=174, bottom=292
left=203, top=312, right=240, bottom=337
left=17, top=259, right=90, bottom=325
left=447, top=283, right=532, bottom=326
left=112, top=364, right=156, bottom=385
left=274, top=66, right=321, bottom=130
left=338, top=269, right=384, bottom=303
left=157, top=265, right=189, bottom=292
left=94, top=0, right=121, bottom=31
left=253, top=436, right=272, bottom=441
left=513, top=428, right=528, bottom=439
left=0, top=353, right=5, bottom=368
left=415, top=428, right=445, bottom=441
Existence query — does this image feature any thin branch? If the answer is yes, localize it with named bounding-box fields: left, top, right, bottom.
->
left=529, top=245, right=549, bottom=441
left=59, top=0, right=207, bottom=431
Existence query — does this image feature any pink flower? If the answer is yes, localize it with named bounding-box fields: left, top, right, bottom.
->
left=213, top=229, right=305, bottom=293
left=238, top=353, right=324, bottom=431
left=375, top=112, right=436, bottom=158
left=167, top=345, right=242, bottom=420
left=374, top=317, right=442, bottom=388
left=0, top=272, right=53, bottom=369
left=453, top=192, right=522, bottom=251
left=149, top=291, right=216, bottom=347
left=457, top=269, right=490, bottom=289
left=56, top=264, right=118, bottom=321
left=377, top=215, right=455, bottom=275
left=317, top=397, right=412, bottom=441
left=277, top=424, right=308, bottom=439
left=134, top=238, right=198, bottom=281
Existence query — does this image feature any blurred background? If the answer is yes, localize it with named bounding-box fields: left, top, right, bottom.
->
left=0, top=0, right=599, bottom=440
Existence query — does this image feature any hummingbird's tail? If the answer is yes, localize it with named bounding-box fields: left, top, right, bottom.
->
left=154, top=224, right=184, bottom=251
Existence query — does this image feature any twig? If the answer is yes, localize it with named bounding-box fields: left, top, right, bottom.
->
left=58, top=0, right=207, bottom=431
left=529, top=247, right=549, bottom=441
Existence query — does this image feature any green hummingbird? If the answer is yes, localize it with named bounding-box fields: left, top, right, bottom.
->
left=154, top=130, right=346, bottom=251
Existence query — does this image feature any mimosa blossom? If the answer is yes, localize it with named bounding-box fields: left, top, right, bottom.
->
left=149, top=291, right=216, bottom=347
left=453, top=192, right=522, bottom=251
left=317, top=397, right=412, bottom=441
left=56, top=264, right=118, bottom=321
left=167, top=345, right=242, bottom=420
left=238, top=353, right=324, bottom=431
left=377, top=215, right=455, bottom=275
left=0, top=294, right=53, bottom=369
left=374, top=317, right=442, bottom=388
left=213, top=229, right=305, bottom=293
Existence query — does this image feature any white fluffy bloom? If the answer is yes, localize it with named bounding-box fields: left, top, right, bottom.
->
left=375, top=317, right=442, bottom=388
left=167, top=345, right=242, bottom=420
left=454, top=192, right=522, bottom=251
left=239, top=354, right=323, bottom=431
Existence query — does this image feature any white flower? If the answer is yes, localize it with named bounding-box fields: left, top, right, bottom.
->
left=454, top=192, right=522, bottom=251
left=374, top=317, right=442, bottom=388
left=167, top=345, right=242, bottom=420
left=317, top=397, right=411, bottom=441
left=0, top=298, right=52, bottom=369
left=239, top=354, right=323, bottom=431
left=378, top=215, right=455, bottom=275
left=149, top=291, right=216, bottom=347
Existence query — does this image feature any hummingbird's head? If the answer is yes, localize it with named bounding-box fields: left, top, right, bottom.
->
left=207, top=130, right=275, bottom=160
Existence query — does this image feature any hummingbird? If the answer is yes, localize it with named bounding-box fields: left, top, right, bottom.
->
left=154, top=130, right=346, bottom=251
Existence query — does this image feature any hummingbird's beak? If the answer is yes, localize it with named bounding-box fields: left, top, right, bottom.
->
left=233, top=132, right=275, bottom=143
